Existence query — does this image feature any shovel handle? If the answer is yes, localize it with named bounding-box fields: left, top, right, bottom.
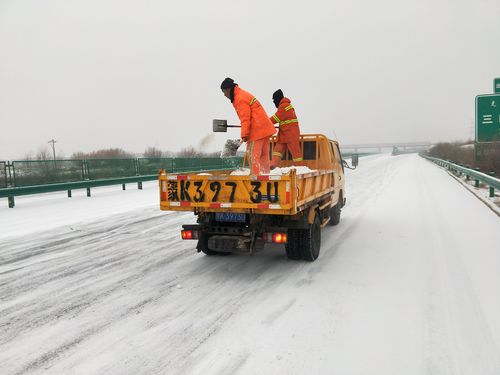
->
left=228, top=124, right=279, bottom=129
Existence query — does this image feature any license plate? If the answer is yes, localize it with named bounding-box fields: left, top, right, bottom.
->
left=215, top=212, right=246, bottom=223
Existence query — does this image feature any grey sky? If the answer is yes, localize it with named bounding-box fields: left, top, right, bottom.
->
left=0, top=0, right=499, bottom=159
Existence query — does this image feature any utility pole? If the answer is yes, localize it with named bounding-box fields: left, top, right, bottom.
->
left=48, top=139, right=57, bottom=161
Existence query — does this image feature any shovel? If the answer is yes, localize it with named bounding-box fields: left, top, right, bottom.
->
left=213, top=119, right=241, bottom=133
left=213, top=119, right=279, bottom=133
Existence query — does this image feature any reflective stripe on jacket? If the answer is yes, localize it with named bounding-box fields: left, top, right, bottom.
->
left=269, top=97, right=301, bottom=144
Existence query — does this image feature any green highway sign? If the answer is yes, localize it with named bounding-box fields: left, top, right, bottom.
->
left=476, top=94, right=500, bottom=142
left=495, top=78, right=500, bottom=93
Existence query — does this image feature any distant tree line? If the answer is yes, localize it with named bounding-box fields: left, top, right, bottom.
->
left=21, top=146, right=221, bottom=160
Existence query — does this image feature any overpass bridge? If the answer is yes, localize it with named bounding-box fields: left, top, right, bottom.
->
left=340, top=142, right=432, bottom=153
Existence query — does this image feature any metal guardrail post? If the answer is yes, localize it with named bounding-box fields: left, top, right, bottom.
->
left=474, top=168, right=480, bottom=187
left=134, top=158, right=142, bottom=190
left=80, top=160, right=86, bottom=181
left=6, top=162, right=13, bottom=187
left=135, top=158, right=139, bottom=176
left=490, top=172, right=496, bottom=198
left=10, top=162, right=15, bottom=187
left=83, top=160, right=89, bottom=180
left=6, top=162, right=15, bottom=208
left=86, top=187, right=91, bottom=197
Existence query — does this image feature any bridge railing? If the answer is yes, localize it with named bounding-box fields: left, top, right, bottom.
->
left=422, top=155, right=500, bottom=197
left=0, top=157, right=242, bottom=208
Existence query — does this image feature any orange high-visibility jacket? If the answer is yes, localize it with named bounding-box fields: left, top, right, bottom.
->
left=233, top=86, right=276, bottom=142
left=270, top=97, right=301, bottom=144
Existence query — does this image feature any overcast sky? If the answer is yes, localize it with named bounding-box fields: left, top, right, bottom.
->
left=1, top=0, right=499, bottom=159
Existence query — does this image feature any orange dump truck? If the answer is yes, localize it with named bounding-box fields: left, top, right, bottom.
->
left=159, top=134, right=346, bottom=261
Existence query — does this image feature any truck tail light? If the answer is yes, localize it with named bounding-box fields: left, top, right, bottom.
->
left=161, top=181, right=167, bottom=201
left=272, top=233, right=287, bottom=243
left=181, top=230, right=199, bottom=240
left=263, top=232, right=288, bottom=243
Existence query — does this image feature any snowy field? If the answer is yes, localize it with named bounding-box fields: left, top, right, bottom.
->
left=1, top=154, right=500, bottom=375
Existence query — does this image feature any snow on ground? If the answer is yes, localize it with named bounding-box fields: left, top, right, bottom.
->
left=0, top=182, right=159, bottom=240
left=1, top=154, right=500, bottom=375
left=443, top=167, right=499, bottom=215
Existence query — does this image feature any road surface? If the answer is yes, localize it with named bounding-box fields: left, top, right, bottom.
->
left=1, top=154, right=499, bottom=375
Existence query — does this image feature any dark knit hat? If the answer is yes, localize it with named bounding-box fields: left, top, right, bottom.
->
left=220, top=77, right=236, bottom=90
left=272, top=89, right=284, bottom=108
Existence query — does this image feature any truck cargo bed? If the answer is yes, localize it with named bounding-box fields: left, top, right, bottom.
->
left=159, top=168, right=336, bottom=215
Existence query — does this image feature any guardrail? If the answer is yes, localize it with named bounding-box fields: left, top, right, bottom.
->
left=0, top=161, right=7, bottom=188
left=422, top=155, right=500, bottom=198
left=1, top=157, right=242, bottom=187
left=0, top=157, right=242, bottom=208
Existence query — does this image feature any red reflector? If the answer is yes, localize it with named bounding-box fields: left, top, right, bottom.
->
left=272, top=233, right=287, bottom=243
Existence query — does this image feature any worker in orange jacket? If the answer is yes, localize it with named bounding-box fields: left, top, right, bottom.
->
left=221, top=78, right=276, bottom=175
left=270, top=89, right=303, bottom=168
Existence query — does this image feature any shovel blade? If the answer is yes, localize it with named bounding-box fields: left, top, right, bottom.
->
left=213, top=119, right=228, bottom=132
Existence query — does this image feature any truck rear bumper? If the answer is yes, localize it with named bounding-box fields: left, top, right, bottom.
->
left=208, top=235, right=256, bottom=253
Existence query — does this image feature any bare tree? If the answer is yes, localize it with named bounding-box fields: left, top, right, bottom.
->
left=36, top=146, right=52, bottom=160
left=71, top=148, right=134, bottom=159
left=143, top=146, right=164, bottom=158
left=177, top=146, right=200, bottom=157
left=21, top=151, right=35, bottom=160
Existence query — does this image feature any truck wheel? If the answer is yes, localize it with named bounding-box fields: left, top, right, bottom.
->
left=201, top=248, right=219, bottom=256
left=329, top=203, right=341, bottom=226
left=285, top=229, right=302, bottom=260
left=300, top=214, right=321, bottom=261
left=197, top=233, right=218, bottom=256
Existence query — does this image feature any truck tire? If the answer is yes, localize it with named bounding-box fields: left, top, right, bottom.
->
left=285, top=229, right=302, bottom=260
left=329, top=193, right=342, bottom=226
left=300, top=214, right=321, bottom=261
left=197, top=233, right=218, bottom=256
left=329, top=203, right=341, bottom=226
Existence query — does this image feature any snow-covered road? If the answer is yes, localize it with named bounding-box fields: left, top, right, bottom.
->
left=1, top=154, right=499, bottom=375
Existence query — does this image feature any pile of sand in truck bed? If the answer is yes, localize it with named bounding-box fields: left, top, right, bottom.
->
left=228, top=166, right=315, bottom=176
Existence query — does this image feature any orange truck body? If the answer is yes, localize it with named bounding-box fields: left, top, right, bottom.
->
left=158, top=134, right=346, bottom=261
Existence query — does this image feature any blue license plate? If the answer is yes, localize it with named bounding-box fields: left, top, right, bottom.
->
left=215, top=212, right=246, bottom=223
